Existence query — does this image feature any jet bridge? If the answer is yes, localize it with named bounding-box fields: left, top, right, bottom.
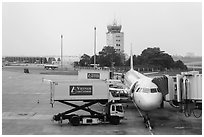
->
left=150, top=71, right=202, bottom=118
left=165, top=71, right=202, bottom=118
left=165, top=71, right=202, bottom=102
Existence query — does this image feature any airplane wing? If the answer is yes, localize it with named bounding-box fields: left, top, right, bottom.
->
left=109, top=87, right=126, bottom=91
left=114, top=71, right=158, bottom=77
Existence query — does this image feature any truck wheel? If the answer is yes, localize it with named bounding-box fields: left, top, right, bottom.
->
left=110, top=116, right=120, bottom=125
left=70, top=116, right=80, bottom=126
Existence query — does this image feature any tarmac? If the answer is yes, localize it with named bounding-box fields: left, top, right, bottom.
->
left=2, top=65, right=202, bottom=135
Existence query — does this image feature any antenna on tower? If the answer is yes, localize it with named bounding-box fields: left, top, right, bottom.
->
left=113, top=13, right=117, bottom=25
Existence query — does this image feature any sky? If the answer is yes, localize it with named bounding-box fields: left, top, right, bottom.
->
left=2, top=2, right=202, bottom=57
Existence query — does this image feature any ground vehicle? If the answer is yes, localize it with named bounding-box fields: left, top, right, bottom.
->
left=43, top=79, right=124, bottom=126
left=53, top=101, right=124, bottom=126
left=44, top=64, right=58, bottom=70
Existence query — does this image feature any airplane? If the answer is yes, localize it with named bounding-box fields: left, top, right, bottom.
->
left=111, top=46, right=163, bottom=130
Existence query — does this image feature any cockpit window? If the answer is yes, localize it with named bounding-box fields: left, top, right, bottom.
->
left=142, top=88, right=151, bottom=93
left=136, top=88, right=140, bottom=92
left=151, top=88, right=159, bottom=93
left=139, top=88, right=159, bottom=93
left=131, top=83, right=136, bottom=93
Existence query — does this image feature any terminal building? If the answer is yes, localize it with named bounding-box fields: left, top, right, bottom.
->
left=106, top=20, right=124, bottom=53
left=3, top=56, right=80, bottom=68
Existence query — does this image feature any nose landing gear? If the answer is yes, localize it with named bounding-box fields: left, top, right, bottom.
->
left=143, top=114, right=153, bottom=131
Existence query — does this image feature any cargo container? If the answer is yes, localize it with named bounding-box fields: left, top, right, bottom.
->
left=78, top=68, right=111, bottom=80
left=52, top=80, right=114, bottom=101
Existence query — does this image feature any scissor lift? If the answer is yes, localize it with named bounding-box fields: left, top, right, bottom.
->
left=43, top=79, right=124, bottom=126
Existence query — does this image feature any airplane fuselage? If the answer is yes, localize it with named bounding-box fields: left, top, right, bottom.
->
left=124, top=69, right=162, bottom=112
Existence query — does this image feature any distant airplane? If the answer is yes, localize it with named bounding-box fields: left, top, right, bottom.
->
left=112, top=45, right=163, bottom=130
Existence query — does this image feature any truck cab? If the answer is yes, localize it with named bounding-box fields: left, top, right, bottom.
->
left=110, top=103, right=124, bottom=118
left=106, top=103, right=124, bottom=125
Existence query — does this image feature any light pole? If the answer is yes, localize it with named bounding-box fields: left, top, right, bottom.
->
left=61, top=34, right=63, bottom=68
left=94, top=27, right=96, bottom=69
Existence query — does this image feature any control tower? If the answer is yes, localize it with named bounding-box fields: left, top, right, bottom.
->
left=106, top=20, right=124, bottom=53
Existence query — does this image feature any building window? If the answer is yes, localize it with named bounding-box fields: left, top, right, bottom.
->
left=116, top=35, right=120, bottom=37
left=116, top=44, right=120, bottom=47
left=116, top=40, right=120, bottom=42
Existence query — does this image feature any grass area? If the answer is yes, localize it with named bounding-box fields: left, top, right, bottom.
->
left=3, top=65, right=78, bottom=75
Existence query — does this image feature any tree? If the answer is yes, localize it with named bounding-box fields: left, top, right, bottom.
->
left=48, top=57, right=55, bottom=64
left=43, top=58, right=48, bottom=64
left=97, top=46, right=125, bottom=67
left=73, top=61, right=79, bottom=67
left=125, top=47, right=186, bottom=70
left=79, top=54, right=91, bottom=66
left=174, top=60, right=187, bottom=70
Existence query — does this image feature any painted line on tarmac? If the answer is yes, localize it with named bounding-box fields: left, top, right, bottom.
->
left=132, top=101, right=154, bottom=135
left=29, top=114, right=53, bottom=120
left=2, top=112, right=53, bottom=120
left=3, top=92, right=48, bottom=95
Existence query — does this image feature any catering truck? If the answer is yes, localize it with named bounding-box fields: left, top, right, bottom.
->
left=43, top=79, right=124, bottom=126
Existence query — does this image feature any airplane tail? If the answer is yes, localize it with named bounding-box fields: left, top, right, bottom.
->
left=130, top=44, right=134, bottom=70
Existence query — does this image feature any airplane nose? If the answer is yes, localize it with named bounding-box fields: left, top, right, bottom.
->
left=134, top=92, right=162, bottom=111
